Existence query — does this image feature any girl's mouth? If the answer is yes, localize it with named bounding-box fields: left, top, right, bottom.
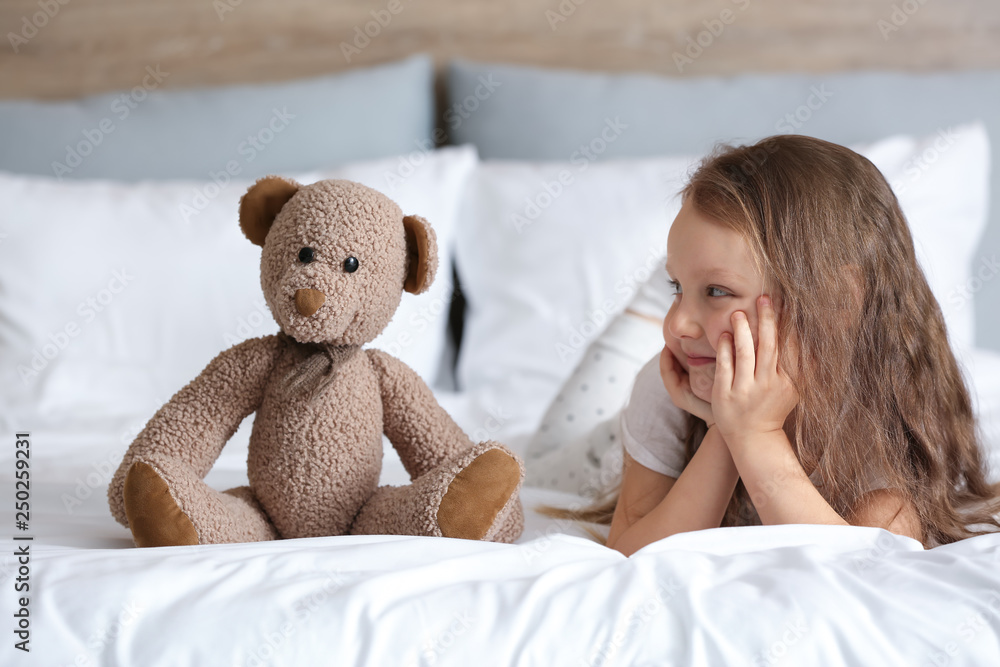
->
left=687, top=355, right=716, bottom=366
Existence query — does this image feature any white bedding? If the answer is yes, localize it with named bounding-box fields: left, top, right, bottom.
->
left=5, top=346, right=1000, bottom=665
left=3, top=129, right=1000, bottom=666
left=5, top=447, right=1000, bottom=666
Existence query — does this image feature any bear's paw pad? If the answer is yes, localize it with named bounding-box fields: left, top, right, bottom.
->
left=123, top=461, right=200, bottom=547
left=437, top=449, right=521, bottom=540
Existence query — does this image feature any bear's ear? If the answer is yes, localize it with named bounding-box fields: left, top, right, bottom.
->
left=239, top=176, right=301, bottom=246
left=402, top=214, right=438, bottom=295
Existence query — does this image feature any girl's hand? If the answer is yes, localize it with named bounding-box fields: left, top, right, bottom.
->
left=659, top=345, right=715, bottom=426
left=712, top=295, right=799, bottom=446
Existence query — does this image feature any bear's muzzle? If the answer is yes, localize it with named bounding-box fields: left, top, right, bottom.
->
left=294, top=288, right=326, bottom=317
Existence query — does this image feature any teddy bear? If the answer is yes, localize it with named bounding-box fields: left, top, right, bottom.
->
left=107, top=176, right=525, bottom=547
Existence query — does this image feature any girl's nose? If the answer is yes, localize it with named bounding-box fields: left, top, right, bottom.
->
left=665, top=303, right=700, bottom=340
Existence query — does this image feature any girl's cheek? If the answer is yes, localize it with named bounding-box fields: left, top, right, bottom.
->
left=710, top=324, right=729, bottom=353
left=664, top=338, right=688, bottom=372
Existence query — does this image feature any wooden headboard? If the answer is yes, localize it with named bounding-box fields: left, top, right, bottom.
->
left=1, top=0, right=997, bottom=101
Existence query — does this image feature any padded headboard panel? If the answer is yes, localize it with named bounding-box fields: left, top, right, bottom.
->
left=0, top=0, right=996, bottom=100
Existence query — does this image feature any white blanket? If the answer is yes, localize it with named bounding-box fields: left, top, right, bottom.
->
left=5, top=463, right=1000, bottom=666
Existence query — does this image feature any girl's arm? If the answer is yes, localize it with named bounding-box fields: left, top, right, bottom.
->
left=728, top=429, right=923, bottom=541
left=712, top=296, right=923, bottom=542
left=606, top=451, right=676, bottom=549
left=610, top=425, right=740, bottom=557
left=726, top=429, right=848, bottom=527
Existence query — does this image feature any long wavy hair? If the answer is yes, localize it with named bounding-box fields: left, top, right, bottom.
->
left=539, top=134, right=1000, bottom=548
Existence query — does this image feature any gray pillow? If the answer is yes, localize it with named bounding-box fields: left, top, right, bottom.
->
left=0, top=54, right=434, bottom=181
left=447, top=59, right=1000, bottom=162
left=446, top=59, right=1000, bottom=352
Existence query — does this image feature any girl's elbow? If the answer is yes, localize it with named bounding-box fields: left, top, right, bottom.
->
left=848, top=488, right=924, bottom=542
left=609, top=535, right=640, bottom=557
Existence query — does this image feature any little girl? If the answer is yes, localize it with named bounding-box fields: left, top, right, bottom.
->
left=543, top=134, right=1000, bottom=556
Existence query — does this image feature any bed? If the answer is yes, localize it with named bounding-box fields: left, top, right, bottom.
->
left=2, top=2, right=1000, bottom=664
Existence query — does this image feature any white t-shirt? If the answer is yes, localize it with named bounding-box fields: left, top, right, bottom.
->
left=620, top=353, right=889, bottom=495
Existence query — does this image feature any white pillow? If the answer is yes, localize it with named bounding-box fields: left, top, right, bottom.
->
left=953, top=344, right=1000, bottom=484
left=861, top=123, right=990, bottom=351
left=454, top=124, right=991, bottom=443
left=0, top=144, right=477, bottom=431
left=454, top=154, right=698, bottom=442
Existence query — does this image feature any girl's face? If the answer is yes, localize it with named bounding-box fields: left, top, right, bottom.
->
left=662, top=200, right=781, bottom=403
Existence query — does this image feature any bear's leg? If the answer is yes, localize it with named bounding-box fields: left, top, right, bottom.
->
left=349, top=441, right=524, bottom=542
left=123, top=460, right=278, bottom=547
left=481, top=494, right=525, bottom=544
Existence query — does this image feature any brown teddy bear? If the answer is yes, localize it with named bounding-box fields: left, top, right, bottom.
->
left=107, top=176, right=525, bottom=547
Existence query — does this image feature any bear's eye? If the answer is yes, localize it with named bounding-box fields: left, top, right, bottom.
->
left=298, top=247, right=315, bottom=264
left=343, top=256, right=360, bottom=273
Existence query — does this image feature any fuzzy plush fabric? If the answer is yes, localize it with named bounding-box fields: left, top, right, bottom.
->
left=107, top=178, right=524, bottom=546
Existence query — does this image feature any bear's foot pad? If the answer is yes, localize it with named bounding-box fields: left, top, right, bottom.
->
left=123, top=461, right=199, bottom=547
left=437, top=448, right=521, bottom=540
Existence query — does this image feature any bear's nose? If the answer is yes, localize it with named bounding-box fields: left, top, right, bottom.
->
left=294, top=288, right=326, bottom=317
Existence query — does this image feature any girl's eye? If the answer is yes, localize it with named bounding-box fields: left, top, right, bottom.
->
left=667, top=280, right=729, bottom=298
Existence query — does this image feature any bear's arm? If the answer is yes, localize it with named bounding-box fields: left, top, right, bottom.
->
left=107, top=335, right=284, bottom=526
left=365, top=348, right=474, bottom=480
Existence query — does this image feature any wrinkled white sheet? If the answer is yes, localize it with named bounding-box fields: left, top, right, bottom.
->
left=5, top=349, right=1000, bottom=667
left=4, top=468, right=1000, bottom=667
